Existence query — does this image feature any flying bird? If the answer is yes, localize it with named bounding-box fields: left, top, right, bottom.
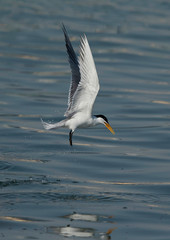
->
left=41, top=25, right=115, bottom=146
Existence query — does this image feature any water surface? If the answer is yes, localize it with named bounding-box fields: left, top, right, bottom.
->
left=0, top=0, right=170, bottom=239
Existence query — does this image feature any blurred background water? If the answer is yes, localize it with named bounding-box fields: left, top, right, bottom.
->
left=0, top=0, right=170, bottom=239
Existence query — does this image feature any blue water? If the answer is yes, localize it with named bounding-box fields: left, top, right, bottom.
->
left=0, top=0, right=170, bottom=239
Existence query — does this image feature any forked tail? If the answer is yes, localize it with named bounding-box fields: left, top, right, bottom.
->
left=41, top=118, right=66, bottom=130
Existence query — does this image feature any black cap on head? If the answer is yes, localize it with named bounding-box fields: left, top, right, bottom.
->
left=94, top=114, right=109, bottom=123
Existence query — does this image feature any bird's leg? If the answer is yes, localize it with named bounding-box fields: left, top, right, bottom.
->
left=69, top=130, right=73, bottom=146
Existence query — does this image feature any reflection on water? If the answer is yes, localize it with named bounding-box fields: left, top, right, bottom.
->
left=47, top=226, right=95, bottom=238
left=64, top=213, right=98, bottom=222
left=47, top=226, right=116, bottom=239
left=47, top=213, right=116, bottom=239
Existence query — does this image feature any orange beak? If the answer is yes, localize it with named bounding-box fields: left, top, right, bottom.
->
left=104, top=122, right=115, bottom=135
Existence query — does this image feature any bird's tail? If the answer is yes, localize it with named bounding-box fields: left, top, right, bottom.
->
left=41, top=118, right=66, bottom=130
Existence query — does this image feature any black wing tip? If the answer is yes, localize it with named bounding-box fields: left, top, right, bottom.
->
left=61, top=24, right=71, bottom=46
left=61, top=23, right=67, bottom=35
left=61, top=23, right=70, bottom=41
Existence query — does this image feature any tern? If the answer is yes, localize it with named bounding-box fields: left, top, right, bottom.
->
left=41, top=25, right=115, bottom=146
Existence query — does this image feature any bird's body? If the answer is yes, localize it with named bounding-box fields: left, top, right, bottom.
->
left=41, top=25, right=115, bottom=145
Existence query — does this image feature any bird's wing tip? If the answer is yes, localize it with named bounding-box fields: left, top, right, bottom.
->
left=61, top=23, right=67, bottom=34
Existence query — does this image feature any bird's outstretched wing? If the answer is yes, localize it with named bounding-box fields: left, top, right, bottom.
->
left=64, top=32, right=100, bottom=118
left=62, top=25, right=81, bottom=116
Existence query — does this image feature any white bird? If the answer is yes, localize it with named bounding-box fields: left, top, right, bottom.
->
left=41, top=25, right=115, bottom=146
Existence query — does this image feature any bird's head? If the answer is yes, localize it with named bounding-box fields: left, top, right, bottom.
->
left=94, top=115, right=115, bottom=135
